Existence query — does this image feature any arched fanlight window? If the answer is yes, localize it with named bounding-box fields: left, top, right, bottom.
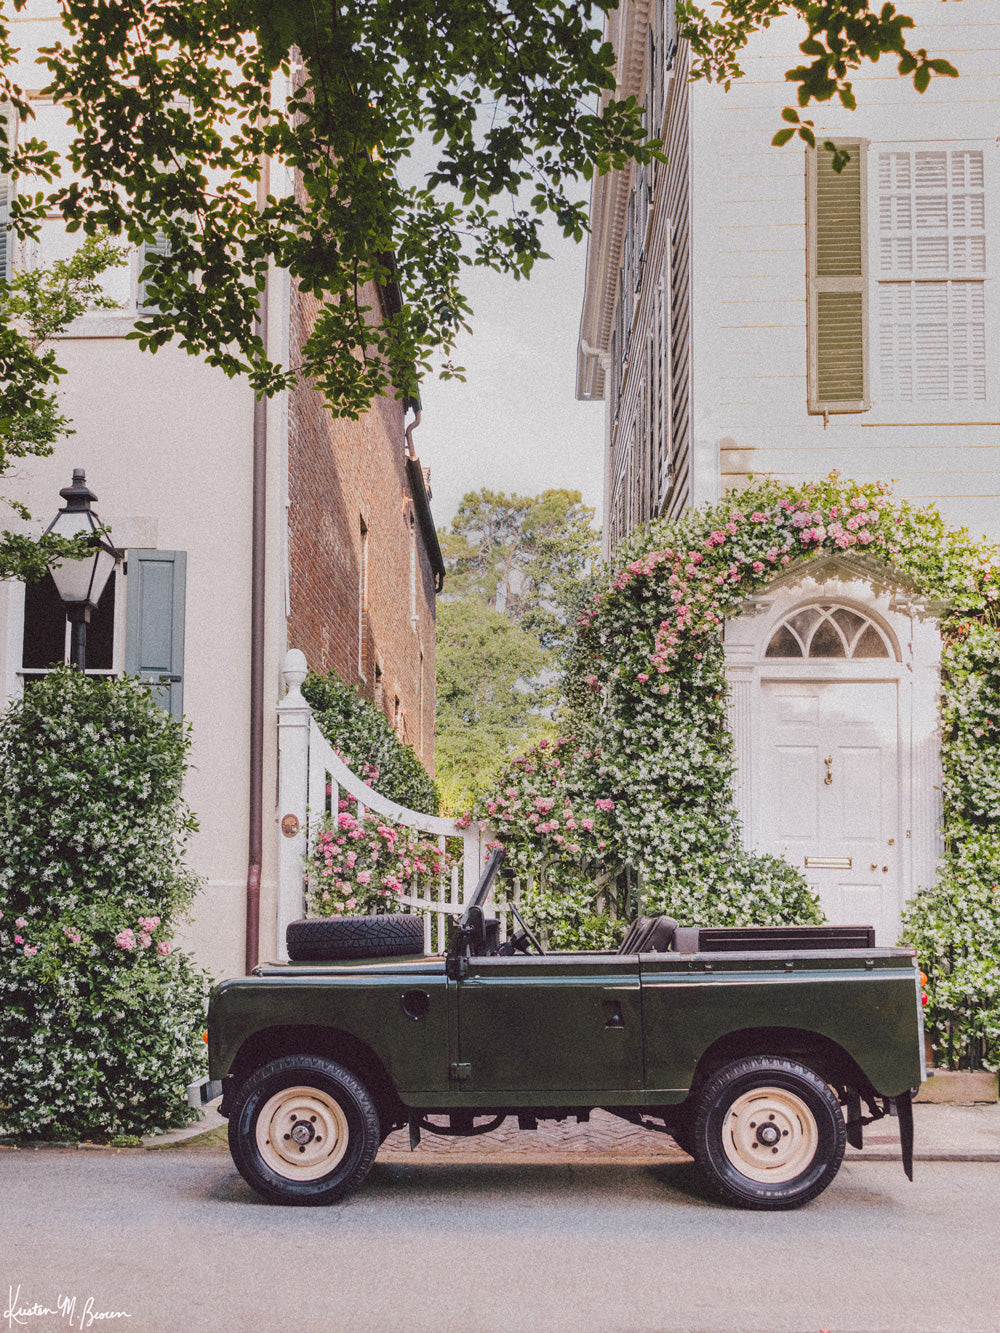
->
left=764, top=604, right=892, bottom=659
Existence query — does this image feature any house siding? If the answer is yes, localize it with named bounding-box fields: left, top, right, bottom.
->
left=581, top=0, right=1000, bottom=549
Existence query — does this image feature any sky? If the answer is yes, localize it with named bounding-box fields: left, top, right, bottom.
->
left=413, top=224, right=606, bottom=532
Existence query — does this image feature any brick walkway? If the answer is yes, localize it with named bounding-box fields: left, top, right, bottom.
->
left=379, top=1108, right=688, bottom=1160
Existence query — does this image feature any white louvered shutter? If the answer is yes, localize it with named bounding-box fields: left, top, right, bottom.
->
left=807, top=139, right=870, bottom=413
left=876, top=148, right=986, bottom=403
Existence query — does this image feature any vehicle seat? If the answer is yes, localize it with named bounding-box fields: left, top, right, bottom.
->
left=617, top=916, right=653, bottom=954
left=618, top=915, right=678, bottom=953
left=671, top=925, right=700, bottom=953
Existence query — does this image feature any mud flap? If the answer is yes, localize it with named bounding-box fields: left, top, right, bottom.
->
left=845, top=1089, right=864, bottom=1150
left=896, top=1090, right=914, bottom=1181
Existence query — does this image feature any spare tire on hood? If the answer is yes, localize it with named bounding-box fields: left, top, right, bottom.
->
left=286, top=914, right=425, bottom=961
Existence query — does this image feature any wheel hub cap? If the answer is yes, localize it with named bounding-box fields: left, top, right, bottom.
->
left=255, top=1085, right=350, bottom=1182
left=721, top=1085, right=819, bottom=1184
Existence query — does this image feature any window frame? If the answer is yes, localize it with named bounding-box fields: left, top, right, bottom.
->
left=16, top=566, right=127, bottom=688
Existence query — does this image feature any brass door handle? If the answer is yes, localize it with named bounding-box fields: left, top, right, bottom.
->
left=824, top=756, right=833, bottom=785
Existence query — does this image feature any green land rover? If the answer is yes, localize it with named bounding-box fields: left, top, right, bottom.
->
left=193, top=850, right=925, bottom=1210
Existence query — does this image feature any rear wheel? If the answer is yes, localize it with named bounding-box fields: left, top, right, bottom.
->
left=229, top=1055, right=380, bottom=1205
left=692, top=1056, right=845, bottom=1210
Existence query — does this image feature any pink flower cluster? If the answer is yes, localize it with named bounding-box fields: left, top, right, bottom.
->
left=114, top=916, right=172, bottom=957
left=310, top=799, right=452, bottom=918
left=482, top=738, right=618, bottom=871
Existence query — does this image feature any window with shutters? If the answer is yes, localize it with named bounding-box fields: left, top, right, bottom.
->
left=807, top=139, right=870, bottom=414
left=875, top=148, right=986, bottom=403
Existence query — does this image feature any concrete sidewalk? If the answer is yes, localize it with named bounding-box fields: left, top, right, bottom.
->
left=139, top=1095, right=1000, bottom=1164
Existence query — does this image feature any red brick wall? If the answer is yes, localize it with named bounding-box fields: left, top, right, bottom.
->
left=287, top=282, right=438, bottom=772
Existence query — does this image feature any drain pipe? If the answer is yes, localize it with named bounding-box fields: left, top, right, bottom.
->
left=245, top=158, right=270, bottom=974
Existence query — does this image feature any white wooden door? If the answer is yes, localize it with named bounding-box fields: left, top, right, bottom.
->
left=759, top=679, right=901, bottom=943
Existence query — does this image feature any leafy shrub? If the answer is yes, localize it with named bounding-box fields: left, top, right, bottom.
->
left=302, top=670, right=439, bottom=815
left=306, top=796, right=453, bottom=916
left=481, top=726, right=822, bottom=950
left=0, top=668, right=208, bottom=1138
left=563, top=476, right=1000, bottom=1065
left=901, top=829, right=1000, bottom=1071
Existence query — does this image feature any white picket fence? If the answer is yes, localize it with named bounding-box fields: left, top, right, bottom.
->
left=276, top=650, right=494, bottom=958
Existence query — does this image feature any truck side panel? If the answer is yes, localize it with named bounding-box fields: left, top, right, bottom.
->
left=640, top=954, right=923, bottom=1097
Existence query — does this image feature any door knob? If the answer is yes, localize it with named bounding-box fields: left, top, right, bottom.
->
left=870, top=862, right=878, bottom=870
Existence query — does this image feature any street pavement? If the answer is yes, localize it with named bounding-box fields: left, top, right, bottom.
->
left=2, top=1144, right=999, bottom=1332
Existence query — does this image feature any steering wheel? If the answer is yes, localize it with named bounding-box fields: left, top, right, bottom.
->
left=508, top=902, right=545, bottom=955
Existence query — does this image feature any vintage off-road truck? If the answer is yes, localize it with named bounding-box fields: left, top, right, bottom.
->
left=193, top=850, right=926, bottom=1210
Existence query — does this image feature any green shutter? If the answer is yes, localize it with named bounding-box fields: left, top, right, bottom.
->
left=124, top=549, right=186, bottom=720
left=807, top=140, right=869, bottom=413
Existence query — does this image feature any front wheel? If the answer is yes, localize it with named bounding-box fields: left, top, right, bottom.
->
left=228, top=1055, right=381, bottom=1205
left=692, top=1056, right=845, bottom=1210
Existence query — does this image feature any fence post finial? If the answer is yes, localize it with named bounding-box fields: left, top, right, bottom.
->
left=282, top=648, right=309, bottom=704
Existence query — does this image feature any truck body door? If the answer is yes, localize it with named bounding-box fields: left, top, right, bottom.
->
left=453, top=954, right=643, bottom=1098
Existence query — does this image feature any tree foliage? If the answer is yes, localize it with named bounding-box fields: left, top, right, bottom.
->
left=442, top=488, right=600, bottom=660
left=435, top=595, right=550, bottom=807
left=0, top=232, right=127, bottom=578
left=0, top=0, right=659, bottom=418
left=0, top=1, right=953, bottom=420
left=680, top=0, right=958, bottom=157
left=435, top=489, right=599, bottom=807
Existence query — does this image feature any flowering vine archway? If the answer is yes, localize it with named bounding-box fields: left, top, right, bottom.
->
left=486, top=476, right=1000, bottom=1068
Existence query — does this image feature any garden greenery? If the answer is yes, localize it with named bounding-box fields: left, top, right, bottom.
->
left=0, top=669, right=208, bottom=1138
left=482, top=477, right=1000, bottom=1068
left=302, top=670, right=439, bottom=815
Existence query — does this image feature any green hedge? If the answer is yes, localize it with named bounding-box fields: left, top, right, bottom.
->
left=302, top=670, right=439, bottom=815
left=0, top=668, right=208, bottom=1138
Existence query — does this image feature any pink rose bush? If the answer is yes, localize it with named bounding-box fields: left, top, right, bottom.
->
left=306, top=797, right=454, bottom=917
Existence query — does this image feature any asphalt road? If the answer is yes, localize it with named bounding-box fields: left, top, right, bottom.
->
left=1, top=1148, right=997, bottom=1333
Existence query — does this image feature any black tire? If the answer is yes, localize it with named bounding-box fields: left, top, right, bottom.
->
left=228, top=1055, right=381, bottom=1205
left=692, top=1056, right=845, bottom=1210
left=286, top=914, right=424, bottom=961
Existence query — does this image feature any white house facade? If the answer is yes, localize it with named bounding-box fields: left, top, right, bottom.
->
left=577, top=1, right=1000, bottom=941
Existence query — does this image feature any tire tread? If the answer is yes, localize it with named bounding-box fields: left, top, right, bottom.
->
left=286, top=914, right=424, bottom=961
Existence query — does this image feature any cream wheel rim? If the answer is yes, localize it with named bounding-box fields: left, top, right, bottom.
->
left=720, top=1085, right=819, bottom=1184
left=256, top=1085, right=350, bottom=1181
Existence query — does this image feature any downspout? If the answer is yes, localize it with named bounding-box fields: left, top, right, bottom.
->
left=245, top=156, right=270, bottom=974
